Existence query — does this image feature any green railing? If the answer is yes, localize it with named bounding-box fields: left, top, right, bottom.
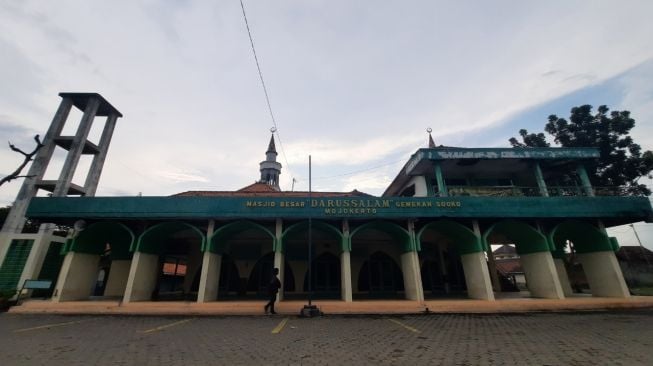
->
left=447, top=186, right=629, bottom=197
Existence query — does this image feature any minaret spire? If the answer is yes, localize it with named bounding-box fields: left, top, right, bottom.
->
left=259, top=128, right=282, bottom=190
left=427, top=127, right=436, bottom=148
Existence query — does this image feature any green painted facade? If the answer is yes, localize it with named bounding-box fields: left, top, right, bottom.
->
left=26, top=195, right=653, bottom=222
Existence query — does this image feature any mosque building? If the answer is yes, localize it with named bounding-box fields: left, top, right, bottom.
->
left=1, top=93, right=652, bottom=307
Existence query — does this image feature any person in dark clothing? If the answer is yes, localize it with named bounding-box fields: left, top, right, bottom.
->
left=264, top=267, right=281, bottom=314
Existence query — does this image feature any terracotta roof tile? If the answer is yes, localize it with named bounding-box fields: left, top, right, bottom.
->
left=494, top=258, right=523, bottom=275
left=172, top=186, right=374, bottom=198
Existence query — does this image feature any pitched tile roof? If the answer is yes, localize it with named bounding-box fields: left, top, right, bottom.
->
left=172, top=182, right=373, bottom=198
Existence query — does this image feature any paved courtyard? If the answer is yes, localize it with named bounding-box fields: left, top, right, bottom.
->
left=1, top=310, right=652, bottom=365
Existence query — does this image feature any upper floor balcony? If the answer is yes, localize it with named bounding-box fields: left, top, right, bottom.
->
left=446, top=185, right=632, bottom=198
left=383, top=147, right=635, bottom=200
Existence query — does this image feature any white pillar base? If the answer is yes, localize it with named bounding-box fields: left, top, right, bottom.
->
left=554, top=258, right=574, bottom=297
left=274, top=251, right=284, bottom=301
left=104, top=260, right=131, bottom=297
left=123, top=252, right=159, bottom=303
left=401, top=251, right=424, bottom=301
left=577, top=251, right=630, bottom=298
left=341, top=251, right=353, bottom=302
left=52, top=252, right=100, bottom=302
left=461, top=251, right=495, bottom=300
left=521, top=251, right=565, bottom=299
left=197, top=252, right=222, bottom=303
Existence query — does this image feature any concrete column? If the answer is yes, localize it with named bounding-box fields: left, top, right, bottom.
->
left=460, top=251, right=495, bottom=300
left=274, top=218, right=284, bottom=301
left=83, top=114, right=118, bottom=196
left=401, top=251, right=424, bottom=301
left=520, top=251, right=565, bottom=299
left=53, top=97, right=100, bottom=197
left=533, top=161, right=549, bottom=197
left=576, top=163, right=594, bottom=197
left=1, top=97, right=73, bottom=234
left=434, top=162, right=448, bottom=197
left=274, top=251, right=284, bottom=301
left=16, top=228, right=56, bottom=293
left=197, top=252, right=222, bottom=302
left=104, top=260, right=131, bottom=297
left=577, top=251, right=630, bottom=297
left=341, top=219, right=352, bottom=302
left=553, top=258, right=574, bottom=297
left=340, top=251, right=353, bottom=302
left=474, top=220, right=500, bottom=291
left=198, top=220, right=220, bottom=303
left=123, top=252, right=159, bottom=303
left=52, top=252, right=100, bottom=302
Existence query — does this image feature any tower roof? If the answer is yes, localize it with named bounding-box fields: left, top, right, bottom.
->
left=428, top=133, right=436, bottom=148
left=267, top=134, right=277, bottom=154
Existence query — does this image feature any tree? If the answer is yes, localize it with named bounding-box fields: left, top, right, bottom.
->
left=510, top=105, right=653, bottom=196
left=0, top=135, right=44, bottom=187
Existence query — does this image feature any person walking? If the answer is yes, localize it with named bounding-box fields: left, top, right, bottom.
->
left=264, top=267, right=281, bottom=314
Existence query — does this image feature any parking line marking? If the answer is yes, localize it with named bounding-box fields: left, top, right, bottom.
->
left=387, top=318, right=421, bottom=333
left=271, top=318, right=289, bottom=334
left=140, top=318, right=193, bottom=334
left=14, top=319, right=89, bottom=333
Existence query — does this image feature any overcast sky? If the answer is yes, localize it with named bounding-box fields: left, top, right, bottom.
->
left=1, top=1, right=653, bottom=248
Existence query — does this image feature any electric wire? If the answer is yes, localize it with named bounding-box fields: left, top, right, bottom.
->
left=239, top=0, right=293, bottom=184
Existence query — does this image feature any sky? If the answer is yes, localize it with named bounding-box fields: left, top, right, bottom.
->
left=1, top=1, right=653, bottom=248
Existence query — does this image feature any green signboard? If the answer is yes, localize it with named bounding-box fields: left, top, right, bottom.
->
left=26, top=195, right=653, bottom=222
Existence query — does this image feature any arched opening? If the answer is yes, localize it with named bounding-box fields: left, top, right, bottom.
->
left=54, top=221, right=134, bottom=301
left=135, top=222, right=205, bottom=302
left=350, top=221, right=410, bottom=300
left=245, top=252, right=295, bottom=297
left=217, top=254, right=240, bottom=298
left=550, top=220, right=627, bottom=297
left=282, top=220, right=342, bottom=300
left=417, top=221, right=483, bottom=299
left=358, top=251, right=404, bottom=297
left=303, top=252, right=341, bottom=299
left=484, top=220, right=563, bottom=299
left=209, top=221, right=281, bottom=300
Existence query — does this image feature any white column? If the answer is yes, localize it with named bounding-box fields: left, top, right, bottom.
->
left=520, top=251, right=565, bottom=299
left=274, top=251, right=284, bottom=301
left=553, top=258, right=574, bottom=297
left=104, top=260, right=132, bottom=297
left=474, top=220, right=500, bottom=291
left=460, top=251, right=495, bottom=300
left=341, top=219, right=352, bottom=302
left=123, top=252, right=159, bottom=303
left=577, top=251, right=630, bottom=298
left=274, top=218, right=284, bottom=301
left=52, top=252, right=100, bottom=302
left=197, top=252, right=222, bottom=302
left=401, top=251, right=424, bottom=301
left=341, top=251, right=353, bottom=302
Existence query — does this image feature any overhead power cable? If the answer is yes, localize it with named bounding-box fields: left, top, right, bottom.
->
left=239, top=0, right=293, bottom=184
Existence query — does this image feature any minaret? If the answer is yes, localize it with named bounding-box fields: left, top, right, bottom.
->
left=427, top=127, right=436, bottom=148
left=259, top=130, right=282, bottom=190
